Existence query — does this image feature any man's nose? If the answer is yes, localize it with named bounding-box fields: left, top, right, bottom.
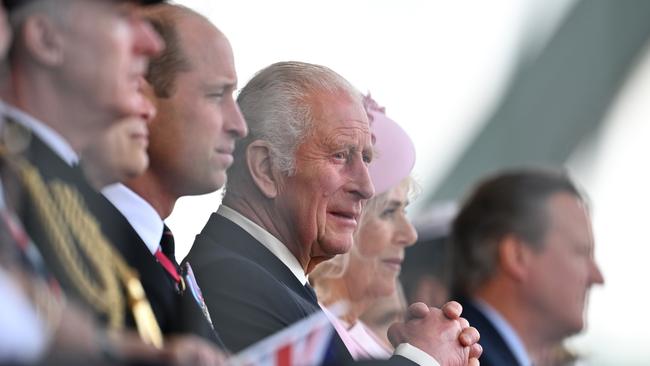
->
left=348, top=156, right=374, bottom=200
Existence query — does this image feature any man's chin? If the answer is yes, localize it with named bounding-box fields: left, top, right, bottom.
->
left=193, top=171, right=226, bottom=196
left=306, top=255, right=336, bottom=274
left=319, top=237, right=354, bottom=256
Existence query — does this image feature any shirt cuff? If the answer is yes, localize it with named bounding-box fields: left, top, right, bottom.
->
left=394, top=343, right=441, bottom=366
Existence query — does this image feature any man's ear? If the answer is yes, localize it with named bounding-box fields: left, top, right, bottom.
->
left=22, top=15, right=64, bottom=66
left=247, top=140, right=281, bottom=199
left=498, top=234, right=533, bottom=282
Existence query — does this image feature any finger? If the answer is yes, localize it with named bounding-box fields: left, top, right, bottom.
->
left=387, top=322, right=407, bottom=347
left=469, top=342, right=483, bottom=359
left=199, top=348, right=214, bottom=366
left=165, top=339, right=193, bottom=366
left=459, top=326, right=480, bottom=347
left=468, top=357, right=480, bottom=366
left=211, top=351, right=228, bottom=366
left=107, top=330, right=165, bottom=362
left=406, top=302, right=430, bottom=320
left=171, top=345, right=192, bottom=366
left=459, top=316, right=470, bottom=329
left=202, top=346, right=226, bottom=366
left=192, top=347, right=206, bottom=366
left=441, top=300, right=463, bottom=319
left=209, top=350, right=228, bottom=366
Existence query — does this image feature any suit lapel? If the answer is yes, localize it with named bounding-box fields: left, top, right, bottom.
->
left=195, top=213, right=317, bottom=305
left=457, top=297, right=521, bottom=366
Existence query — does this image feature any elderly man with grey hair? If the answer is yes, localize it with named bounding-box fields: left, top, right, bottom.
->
left=185, top=61, right=481, bottom=366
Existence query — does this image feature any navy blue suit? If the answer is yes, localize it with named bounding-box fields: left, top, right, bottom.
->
left=456, top=297, right=521, bottom=366
left=185, top=213, right=416, bottom=365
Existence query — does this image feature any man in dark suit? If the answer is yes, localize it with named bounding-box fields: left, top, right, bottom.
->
left=186, top=61, right=482, bottom=366
left=79, top=3, right=247, bottom=362
left=449, top=169, right=605, bottom=366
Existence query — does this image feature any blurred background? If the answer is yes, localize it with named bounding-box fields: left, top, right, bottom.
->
left=167, top=1, right=650, bottom=364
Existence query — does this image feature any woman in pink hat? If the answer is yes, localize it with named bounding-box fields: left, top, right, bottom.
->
left=310, top=94, right=419, bottom=360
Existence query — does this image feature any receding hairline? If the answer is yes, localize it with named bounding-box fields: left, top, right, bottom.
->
left=138, top=3, right=226, bottom=52
left=139, top=3, right=227, bottom=97
left=138, top=3, right=209, bottom=24
left=301, top=86, right=364, bottom=131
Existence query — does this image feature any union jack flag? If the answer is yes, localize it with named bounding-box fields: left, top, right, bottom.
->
left=227, top=306, right=339, bottom=366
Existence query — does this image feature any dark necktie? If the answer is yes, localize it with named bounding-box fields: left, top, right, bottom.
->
left=160, top=225, right=177, bottom=262
left=304, top=282, right=319, bottom=305
left=155, top=225, right=183, bottom=290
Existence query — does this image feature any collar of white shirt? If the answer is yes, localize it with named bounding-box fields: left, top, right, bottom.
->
left=101, top=183, right=163, bottom=255
left=0, top=100, right=79, bottom=166
left=217, top=205, right=308, bottom=286
left=473, top=297, right=532, bottom=366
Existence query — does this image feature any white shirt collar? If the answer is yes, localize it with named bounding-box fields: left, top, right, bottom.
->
left=101, top=183, right=163, bottom=255
left=0, top=100, right=79, bottom=166
left=473, top=298, right=532, bottom=366
left=217, top=205, right=308, bottom=285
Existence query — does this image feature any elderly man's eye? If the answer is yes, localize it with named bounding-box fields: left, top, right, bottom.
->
left=362, top=152, right=372, bottom=165
left=332, top=151, right=348, bottom=161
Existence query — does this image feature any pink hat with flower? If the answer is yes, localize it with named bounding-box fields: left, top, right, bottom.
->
left=363, top=93, right=416, bottom=195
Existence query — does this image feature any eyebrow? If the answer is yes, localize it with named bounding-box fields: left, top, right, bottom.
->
left=202, top=79, right=238, bottom=91
left=386, top=199, right=409, bottom=208
left=328, top=141, right=369, bottom=153
left=346, top=145, right=375, bottom=161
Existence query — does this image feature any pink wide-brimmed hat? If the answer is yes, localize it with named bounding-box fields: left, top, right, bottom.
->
left=363, top=93, right=416, bottom=195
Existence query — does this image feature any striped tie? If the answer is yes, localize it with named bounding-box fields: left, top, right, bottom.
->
left=154, top=225, right=182, bottom=290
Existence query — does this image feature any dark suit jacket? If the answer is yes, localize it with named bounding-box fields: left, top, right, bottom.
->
left=81, top=188, right=224, bottom=347
left=185, top=213, right=416, bottom=366
left=456, top=297, right=521, bottom=366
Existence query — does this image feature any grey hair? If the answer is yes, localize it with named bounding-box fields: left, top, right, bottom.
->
left=7, top=0, right=78, bottom=62
left=8, top=0, right=70, bottom=31
left=232, top=61, right=361, bottom=179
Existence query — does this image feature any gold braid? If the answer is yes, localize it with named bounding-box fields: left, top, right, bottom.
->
left=1, top=147, right=163, bottom=347
left=51, top=182, right=163, bottom=347
left=48, top=181, right=124, bottom=328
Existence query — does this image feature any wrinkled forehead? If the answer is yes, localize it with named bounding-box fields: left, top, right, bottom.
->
left=312, top=96, right=371, bottom=148
left=321, top=119, right=372, bottom=147
left=309, top=90, right=369, bottom=131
